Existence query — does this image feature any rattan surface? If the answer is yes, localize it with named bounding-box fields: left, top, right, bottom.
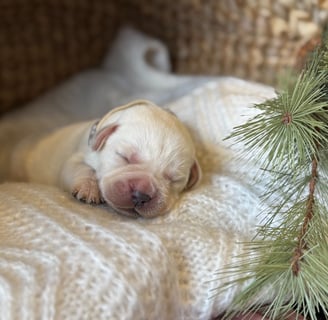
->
left=1, top=0, right=327, bottom=113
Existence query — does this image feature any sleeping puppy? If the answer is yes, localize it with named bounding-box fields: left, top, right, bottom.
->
left=17, top=100, right=201, bottom=218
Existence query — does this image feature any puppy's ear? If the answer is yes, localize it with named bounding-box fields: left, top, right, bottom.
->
left=185, top=160, right=202, bottom=190
left=89, top=123, right=119, bottom=151
left=88, top=120, right=100, bottom=146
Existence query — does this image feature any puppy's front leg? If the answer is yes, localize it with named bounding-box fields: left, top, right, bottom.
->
left=60, top=153, right=104, bottom=204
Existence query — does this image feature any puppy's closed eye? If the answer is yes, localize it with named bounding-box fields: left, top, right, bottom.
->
left=115, top=151, right=140, bottom=165
left=115, top=151, right=130, bottom=163
left=164, top=172, right=185, bottom=185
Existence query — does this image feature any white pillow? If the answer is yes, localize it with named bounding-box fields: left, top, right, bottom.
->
left=0, top=77, right=276, bottom=319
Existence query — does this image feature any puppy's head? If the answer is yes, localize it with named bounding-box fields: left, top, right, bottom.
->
left=87, top=100, right=201, bottom=218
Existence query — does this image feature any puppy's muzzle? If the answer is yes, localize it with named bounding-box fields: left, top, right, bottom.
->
left=101, top=172, right=166, bottom=218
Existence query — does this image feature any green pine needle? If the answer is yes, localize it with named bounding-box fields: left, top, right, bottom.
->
left=219, top=33, right=328, bottom=319
left=228, top=56, right=328, bottom=171
left=217, top=209, right=328, bottom=319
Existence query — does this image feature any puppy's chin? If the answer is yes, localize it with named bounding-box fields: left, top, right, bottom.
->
left=110, top=205, right=169, bottom=219
left=112, top=207, right=141, bottom=218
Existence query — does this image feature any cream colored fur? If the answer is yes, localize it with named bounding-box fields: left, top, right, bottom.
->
left=12, top=100, right=201, bottom=218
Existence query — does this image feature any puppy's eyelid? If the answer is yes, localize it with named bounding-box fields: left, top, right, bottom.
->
left=115, top=151, right=129, bottom=163
left=164, top=173, right=184, bottom=184
left=172, top=178, right=185, bottom=184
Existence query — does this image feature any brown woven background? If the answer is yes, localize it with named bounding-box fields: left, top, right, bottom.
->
left=124, top=0, right=328, bottom=79
left=0, top=0, right=120, bottom=113
left=1, top=0, right=328, bottom=114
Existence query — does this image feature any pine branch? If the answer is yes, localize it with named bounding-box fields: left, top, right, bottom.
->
left=218, top=33, right=328, bottom=319
left=291, top=155, right=317, bottom=276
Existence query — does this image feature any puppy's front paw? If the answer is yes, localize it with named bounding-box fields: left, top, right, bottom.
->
left=72, top=178, right=104, bottom=205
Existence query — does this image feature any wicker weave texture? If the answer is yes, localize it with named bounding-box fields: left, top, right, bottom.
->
left=125, top=0, right=328, bottom=82
left=1, top=0, right=328, bottom=113
left=0, top=0, right=120, bottom=113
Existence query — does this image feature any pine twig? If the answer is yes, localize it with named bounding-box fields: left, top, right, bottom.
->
left=218, top=34, right=328, bottom=319
left=291, top=155, right=317, bottom=275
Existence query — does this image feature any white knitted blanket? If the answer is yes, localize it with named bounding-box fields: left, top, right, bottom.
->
left=0, top=28, right=276, bottom=320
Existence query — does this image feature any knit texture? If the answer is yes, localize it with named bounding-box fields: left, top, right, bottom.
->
left=0, top=28, right=276, bottom=319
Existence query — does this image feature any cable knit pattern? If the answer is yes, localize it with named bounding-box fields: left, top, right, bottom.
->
left=0, top=28, right=276, bottom=320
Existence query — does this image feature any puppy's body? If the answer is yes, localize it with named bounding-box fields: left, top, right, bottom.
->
left=12, top=100, right=201, bottom=218
left=23, top=123, right=91, bottom=185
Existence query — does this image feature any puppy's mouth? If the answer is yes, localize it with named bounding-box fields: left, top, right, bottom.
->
left=112, top=206, right=141, bottom=218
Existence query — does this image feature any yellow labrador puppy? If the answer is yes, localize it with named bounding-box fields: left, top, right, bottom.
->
left=15, top=100, right=201, bottom=218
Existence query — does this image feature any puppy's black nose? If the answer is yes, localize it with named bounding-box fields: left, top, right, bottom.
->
left=132, top=190, right=151, bottom=207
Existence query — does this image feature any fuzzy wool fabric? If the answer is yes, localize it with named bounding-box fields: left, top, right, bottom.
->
left=0, top=28, right=276, bottom=319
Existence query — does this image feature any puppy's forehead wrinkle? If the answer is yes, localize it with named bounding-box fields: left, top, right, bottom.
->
left=100, top=103, right=186, bottom=133
left=138, top=132, right=193, bottom=162
left=117, top=115, right=193, bottom=149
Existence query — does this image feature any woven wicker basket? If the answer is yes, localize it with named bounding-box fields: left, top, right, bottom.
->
left=1, top=0, right=327, bottom=113
left=125, top=0, right=328, bottom=80
left=0, top=0, right=120, bottom=113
